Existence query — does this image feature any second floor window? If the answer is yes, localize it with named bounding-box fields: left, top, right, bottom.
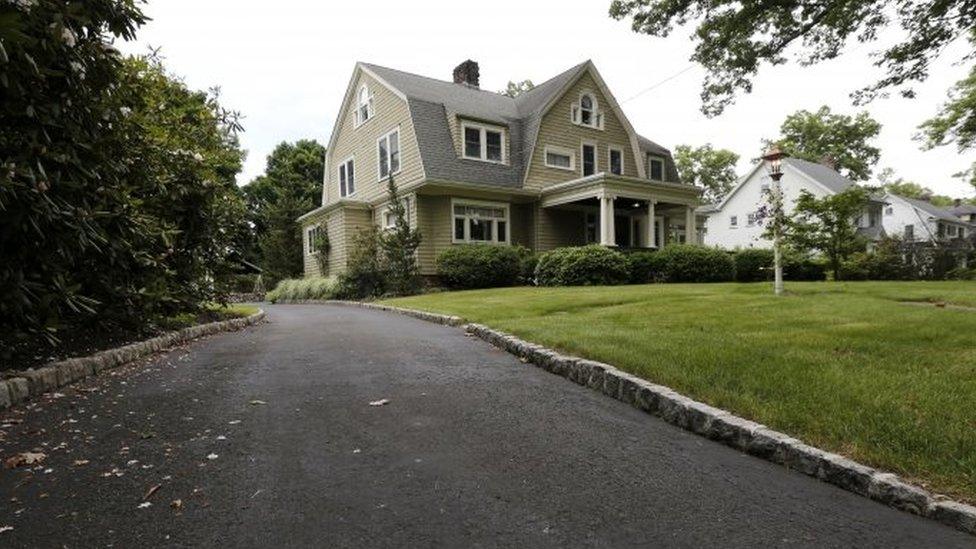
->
left=582, top=143, right=596, bottom=176
left=572, top=93, right=604, bottom=129
left=338, top=158, right=355, bottom=197
left=609, top=147, right=623, bottom=175
left=462, top=123, right=505, bottom=163
left=648, top=156, right=664, bottom=181
left=356, top=85, right=373, bottom=126
left=747, top=212, right=756, bottom=227
left=378, top=129, right=400, bottom=179
left=730, top=215, right=738, bottom=227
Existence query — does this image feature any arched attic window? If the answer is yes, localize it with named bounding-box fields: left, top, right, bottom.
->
left=571, top=92, right=603, bottom=129
left=356, top=85, right=373, bottom=126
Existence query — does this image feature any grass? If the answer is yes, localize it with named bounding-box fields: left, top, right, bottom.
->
left=384, top=281, right=976, bottom=502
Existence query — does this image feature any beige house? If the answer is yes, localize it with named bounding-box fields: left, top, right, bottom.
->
left=299, top=60, right=703, bottom=277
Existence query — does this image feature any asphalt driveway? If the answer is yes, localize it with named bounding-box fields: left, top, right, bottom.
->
left=0, top=304, right=970, bottom=547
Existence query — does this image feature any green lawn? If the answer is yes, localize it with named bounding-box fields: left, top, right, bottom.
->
left=384, top=281, right=976, bottom=501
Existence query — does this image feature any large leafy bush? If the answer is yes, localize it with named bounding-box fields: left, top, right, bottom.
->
left=733, top=249, right=775, bottom=282
left=535, top=245, right=630, bottom=286
left=624, top=251, right=666, bottom=283
left=436, top=245, right=523, bottom=289
left=651, top=245, right=735, bottom=283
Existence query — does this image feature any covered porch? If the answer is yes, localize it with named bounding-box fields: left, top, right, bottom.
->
left=539, top=174, right=703, bottom=249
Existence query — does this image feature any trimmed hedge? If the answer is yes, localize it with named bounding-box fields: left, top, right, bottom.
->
left=436, top=245, right=524, bottom=289
left=535, top=245, right=630, bottom=286
left=784, top=256, right=828, bottom=281
left=651, top=245, right=735, bottom=283
left=266, top=277, right=339, bottom=303
left=625, top=251, right=665, bottom=283
left=734, top=249, right=775, bottom=282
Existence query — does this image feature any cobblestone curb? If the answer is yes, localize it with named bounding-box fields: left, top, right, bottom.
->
left=277, top=299, right=464, bottom=327
left=0, top=310, right=266, bottom=411
left=321, top=301, right=976, bottom=536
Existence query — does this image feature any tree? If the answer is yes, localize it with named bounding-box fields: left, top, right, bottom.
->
left=499, top=80, right=535, bottom=98
left=378, top=176, right=423, bottom=296
left=782, top=186, right=871, bottom=280
left=609, top=0, right=976, bottom=116
left=918, top=65, right=976, bottom=188
left=673, top=144, right=739, bottom=203
left=242, top=140, right=325, bottom=286
left=767, top=106, right=881, bottom=181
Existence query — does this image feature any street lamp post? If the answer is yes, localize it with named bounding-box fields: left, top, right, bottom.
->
left=762, top=146, right=786, bottom=296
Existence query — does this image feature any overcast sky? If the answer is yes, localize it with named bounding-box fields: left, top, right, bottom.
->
left=120, top=0, right=975, bottom=199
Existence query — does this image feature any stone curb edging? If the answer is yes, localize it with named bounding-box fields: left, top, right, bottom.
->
left=275, top=299, right=464, bottom=327
left=0, top=310, right=266, bottom=411
left=318, top=300, right=976, bottom=537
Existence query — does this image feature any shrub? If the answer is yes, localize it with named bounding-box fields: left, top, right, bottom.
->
left=535, top=245, right=630, bottom=286
left=266, top=277, right=339, bottom=303
left=515, top=246, right=538, bottom=285
left=734, top=249, right=774, bottom=282
left=783, top=256, right=828, bottom=281
left=651, top=245, right=735, bottom=283
left=436, top=245, right=522, bottom=289
left=335, top=227, right=386, bottom=299
left=625, top=251, right=666, bottom=283
left=947, top=267, right=976, bottom=280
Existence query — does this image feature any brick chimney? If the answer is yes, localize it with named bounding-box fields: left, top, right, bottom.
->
left=453, top=60, right=480, bottom=88
left=819, top=154, right=838, bottom=171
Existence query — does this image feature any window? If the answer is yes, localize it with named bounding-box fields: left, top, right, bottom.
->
left=452, top=200, right=509, bottom=244
left=356, top=85, right=373, bottom=126
left=885, top=206, right=894, bottom=215
left=938, top=223, right=946, bottom=238
left=747, top=212, right=756, bottom=227
left=382, top=198, right=409, bottom=230
left=306, top=225, right=322, bottom=255
left=571, top=93, right=603, bottom=129
left=729, top=215, right=738, bottom=227
left=581, top=143, right=596, bottom=176
left=461, top=122, right=505, bottom=163
left=544, top=146, right=575, bottom=170
left=648, top=156, right=664, bottom=181
left=904, top=224, right=914, bottom=240
left=377, top=128, right=400, bottom=180
left=868, top=210, right=879, bottom=228
left=948, top=225, right=958, bottom=237
left=609, top=147, right=623, bottom=176
left=338, top=157, right=355, bottom=197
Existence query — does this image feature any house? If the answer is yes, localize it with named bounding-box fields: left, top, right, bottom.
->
left=297, top=60, right=703, bottom=278
left=702, top=157, right=886, bottom=249
left=883, top=194, right=970, bottom=242
left=949, top=202, right=976, bottom=225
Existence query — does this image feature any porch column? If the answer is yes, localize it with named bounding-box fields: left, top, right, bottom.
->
left=685, top=205, right=698, bottom=245
left=600, top=192, right=616, bottom=246
left=647, top=199, right=657, bottom=248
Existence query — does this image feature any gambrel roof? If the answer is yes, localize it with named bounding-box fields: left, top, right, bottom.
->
left=356, top=61, right=678, bottom=189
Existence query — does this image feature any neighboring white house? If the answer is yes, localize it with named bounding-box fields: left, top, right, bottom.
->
left=949, top=202, right=976, bottom=225
left=882, top=193, right=970, bottom=242
left=703, top=157, right=885, bottom=249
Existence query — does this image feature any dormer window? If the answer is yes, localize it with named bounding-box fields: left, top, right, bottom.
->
left=355, top=85, right=373, bottom=126
left=648, top=155, right=665, bottom=181
left=461, top=121, right=506, bottom=163
left=571, top=92, right=604, bottom=129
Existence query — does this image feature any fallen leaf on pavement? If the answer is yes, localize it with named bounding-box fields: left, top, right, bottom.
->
left=170, top=499, right=183, bottom=511
left=5, top=452, right=46, bottom=469
left=369, top=399, right=390, bottom=407
left=137, top=502, right=151, bottom=509
left=0, top=526, right=12, bottom=534
left=206, top=453, right=218, bottom=460
left=249, top=400, right=267, bottom=406
left=144, top=484, right=162, bottom=501
left=72, top=460, right=89, bottom=467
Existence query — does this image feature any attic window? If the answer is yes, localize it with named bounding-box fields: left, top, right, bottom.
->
left=571, top=92, right=604, bottom=129
left=356, top=85, right=373, bottom=126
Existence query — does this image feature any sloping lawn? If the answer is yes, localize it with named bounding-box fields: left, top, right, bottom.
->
left=384, top=281, right=976, bottom=501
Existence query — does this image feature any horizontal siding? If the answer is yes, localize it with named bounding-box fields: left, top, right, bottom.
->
left=525, top=72, right=639, bottom=191
left=537, top=208, right=585, bottom=251
left=326, top=70, right=424, bottom=207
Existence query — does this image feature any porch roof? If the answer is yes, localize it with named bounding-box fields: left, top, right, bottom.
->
left=540, top=173, right=701, bottom=209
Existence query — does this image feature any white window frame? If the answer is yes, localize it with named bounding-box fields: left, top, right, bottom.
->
left=904, top=224, right=914, bottom=240
left=337, top=156, right=355, bottom=198
left=747, top=212, right=757, bottom=227
left=648, top=155, right=665, bottom=182
left=460, top=121, right=506, bottom=164
left=580, top=141, right=598, bottom=177
left=376, top=127, right=401, bottom=181
left=380, top=197, right=410, bottom=230
left=306, top=225, right=322, bottom=255
left=544, top=145, right=576, bottom=171
left=450, top=198, right=510, bottom=245
left=355, top=84, right=373, bottom=128
left=571, top=91, right=604, bottom=130
left=608, top=145, right=624, bottom=176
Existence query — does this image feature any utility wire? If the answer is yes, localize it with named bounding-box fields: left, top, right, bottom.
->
left=619, top=65, right=696, bottom=105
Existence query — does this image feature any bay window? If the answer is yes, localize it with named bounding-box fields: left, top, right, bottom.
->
left=452, top=199, right=509, bottom=244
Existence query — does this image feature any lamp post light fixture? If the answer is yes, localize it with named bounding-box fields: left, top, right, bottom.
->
left=762, top=145, right=786, bottom=296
